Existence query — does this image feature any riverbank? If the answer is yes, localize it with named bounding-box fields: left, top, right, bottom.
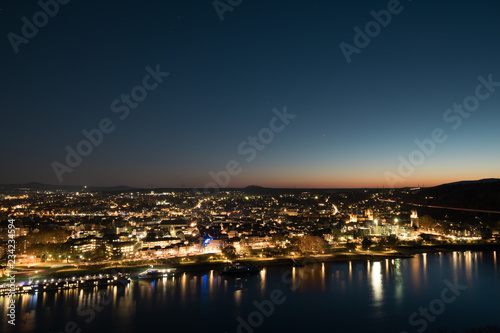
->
left=395, top=243, right=500, bottom=255
left=174, top=252, right=413, bottom=273
left=0, top=252, right=409, bottom=282
left=167, top=243, right=500, bottom=272
left=3, top=243, right=499, bottom=282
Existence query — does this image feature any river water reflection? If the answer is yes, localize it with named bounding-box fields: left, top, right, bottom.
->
left=2, top=251, right=499, bottom=333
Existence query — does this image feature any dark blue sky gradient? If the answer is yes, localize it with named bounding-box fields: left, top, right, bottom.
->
left=1, top=0, right=499, bottom=188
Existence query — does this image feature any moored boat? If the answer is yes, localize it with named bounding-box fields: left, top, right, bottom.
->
left=0, top=274, right=130, bottom=296
left=220, top=263, right=261, bottom=275
left=138, top=267, right=176, bottom=279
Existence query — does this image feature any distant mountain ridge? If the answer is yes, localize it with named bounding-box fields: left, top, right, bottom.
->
left=0, top=182, right=134, bottom=193
left=1, top=179, right=499, bottom=197
left=433, top=178, right=500, bottom=187
left=412, top=178, right=500, bottom=212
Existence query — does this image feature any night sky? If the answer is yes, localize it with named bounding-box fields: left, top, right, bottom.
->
left=1, top=0, right=499, bottom=188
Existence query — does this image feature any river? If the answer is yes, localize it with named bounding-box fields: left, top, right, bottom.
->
left=2, top=251, right=499, bottom=333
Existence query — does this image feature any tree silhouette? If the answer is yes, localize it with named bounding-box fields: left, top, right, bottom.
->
left=361, top=237, right=373, bottom=250
left=222, top=245, right=237, bottom=260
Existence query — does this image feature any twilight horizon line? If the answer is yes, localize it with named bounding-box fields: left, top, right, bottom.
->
left=3, top=177, right=499, bottom=191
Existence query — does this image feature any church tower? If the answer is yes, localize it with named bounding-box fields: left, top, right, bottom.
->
left=410, top=210, right=419, bottom=228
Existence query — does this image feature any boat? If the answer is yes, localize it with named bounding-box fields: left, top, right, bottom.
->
left=291, top=259, right=304, bottom=267
left=138, top=269, right=163, bottom=279
left=0, top=274, right=131, bottom=296
left=138, top=267, right=176, bottom=279
left=220, top=263, right=261, bottom=275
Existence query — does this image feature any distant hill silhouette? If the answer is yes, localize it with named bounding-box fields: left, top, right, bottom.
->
left=243, top=185, right=265, bottom=190
left=411, top=178, right=500, bottom=212
left=0, top=182, right=134, bottom=193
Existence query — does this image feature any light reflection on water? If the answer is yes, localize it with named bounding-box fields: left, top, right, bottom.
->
left=348, top=260, right=352, bottom=283
left=465, top=251, right=472, bottom=281
left=393, top=259, right=403, bottom=305
left=2, top=251, right=499, bottom=333
left=495, top=251, right=497, bottom=276
left=371, top=261, right=383, bottom=306
left=321, top=263, right=325, bottom=291
left=260, top=267, right=266, bottom=297
left=422, top=252, right=427, bottom=276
